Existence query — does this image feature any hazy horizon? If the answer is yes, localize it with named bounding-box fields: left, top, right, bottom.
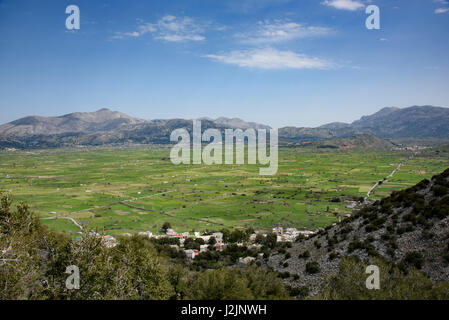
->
left=2, top=104, right=449, bottom=129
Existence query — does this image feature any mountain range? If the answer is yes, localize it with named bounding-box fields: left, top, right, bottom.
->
left=0, top=105, right=448, bottom=149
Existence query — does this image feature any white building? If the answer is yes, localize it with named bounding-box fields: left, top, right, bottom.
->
left=238, top=256, right=256, bottom=266
left=198, top=235, right=211, bottom=243
left=102, top=235, right=118, bottom=248
left=298, top=230, right=316, bottom=238
left=184, top=249, right=195, bottom=259
left=182, top=232, right=190, bottom=238
left=138, top=231, right=153, bottom=238
left=249, top=233, right=258, bottom=242
left=212, top=232, right=223, bottom=242
left=166, top=228, right=178, bottom=238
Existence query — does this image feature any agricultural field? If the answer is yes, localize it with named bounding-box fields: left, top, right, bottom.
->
left=0, top=146, right=448, bottom=238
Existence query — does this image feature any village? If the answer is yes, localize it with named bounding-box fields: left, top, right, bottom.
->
left=66, top=196, right=363, bottom=266
left=93, top=225, right=319, bottom=261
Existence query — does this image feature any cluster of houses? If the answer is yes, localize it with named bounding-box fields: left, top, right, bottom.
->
left=166, top=229, right=226, bottom=259
left=391, top=145, right=428, bottom=151
left=271, top=227, right=316, bottom=242
left=90, top=226, right=318, bottom=258
left=82, top=231, right=119, bottom=248
left=153, top=227, right=317, bottom=259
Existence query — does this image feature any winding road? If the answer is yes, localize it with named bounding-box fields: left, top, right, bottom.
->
left=364, top=155, right=414, bottom=200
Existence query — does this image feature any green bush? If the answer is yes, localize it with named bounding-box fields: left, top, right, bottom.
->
left=315, top=257, right=449, bottom=300
left=403, top=251, right=424, bottom=270
left=305, top=261, right=320, bottom=274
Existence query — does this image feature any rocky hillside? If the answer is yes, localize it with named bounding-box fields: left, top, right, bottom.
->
left=282, top=134, right=396, bottom=150
left=1, top=105, right=448, bottom=149
left=0, top=110, right=273, bottom=148
left=200, top=117, right=271, bottom=130
left=279, top=105, right=449, bottom=143
left=351, top=106, right=449, bottom=139
left=0, top=118, right=226, bottom=149
left=268, top=168, right=449, bottom=296
left=0, top=108, right=145, bottom=137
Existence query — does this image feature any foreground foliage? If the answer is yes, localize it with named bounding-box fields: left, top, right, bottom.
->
left=0, top=194, right=289, bottom=300
left=316, top=256, right=449, bottom=300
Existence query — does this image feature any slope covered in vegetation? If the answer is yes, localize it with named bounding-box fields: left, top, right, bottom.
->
left=0, top=194, right=289, bottom=300
left=268, top=168, right=449, bottom=298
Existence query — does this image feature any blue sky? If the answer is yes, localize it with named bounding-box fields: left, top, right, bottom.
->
left=0, top=0, right=448, bottom=128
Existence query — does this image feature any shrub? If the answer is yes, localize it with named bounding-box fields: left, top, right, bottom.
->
left=432, top=185, right=448, bottom=197
left=329, top=252, right=340, bottom=261
left=403, top=251, right=424, bottom=270
left=298, top=286, right=310, bottom=298
left=305, top=261, right=320, bottom=274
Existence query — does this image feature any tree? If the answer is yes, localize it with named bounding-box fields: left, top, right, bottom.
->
left=305, top=261, right=320, bottom=274
left=184, top=238, right=200, bottom=250
left=255, top=234, right=264, bottom=244
left=263, top=233, right=277, bottom=249
left=183, top=267, right=289, bottom=300
left=315, top=257, right=449, bottom=300
left=161, top=222, right=172, bottom=232
left=0, top=195, right=292, bottom=300
left=208, top=236, right=216, bottom=245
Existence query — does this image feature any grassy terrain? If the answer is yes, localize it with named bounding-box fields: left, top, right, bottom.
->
left=0, top=146, right=447, bottom=238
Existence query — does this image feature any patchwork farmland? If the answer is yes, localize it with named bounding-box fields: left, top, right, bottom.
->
left=0, top=146, right=447, bottom=238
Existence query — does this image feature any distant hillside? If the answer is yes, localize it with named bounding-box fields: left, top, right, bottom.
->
left=278, top=126, right=363, bottom=144
left=351, top=106, right=449, bottom=139
left=277, top=106, right=449, bottom=143
left=0, top=108, right=145, bottom=137
left=0, top=118, right=225, bottom=149
left=318, top=122, right=351, bottom=130
left=0, top=110, right=272, bottom=149
left=1, top=105, right=448, bottom=149
left=306, top=134, right=396, bottom=151
left=211, top=117, right=271, bottom=130
left=268, top=168, right=449, bottom=296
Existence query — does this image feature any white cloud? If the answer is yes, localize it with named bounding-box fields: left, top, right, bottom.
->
left=112, top=31, right=140, bottom=39
left=435, top=7, right=449, bottom=14
left=204, top=47, right=332, bottom=70
left=113, top=15, right=205, bottom=42
left=322, top=0, right=365, bottom=11
left=236, top=20, right=332, bottom=44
